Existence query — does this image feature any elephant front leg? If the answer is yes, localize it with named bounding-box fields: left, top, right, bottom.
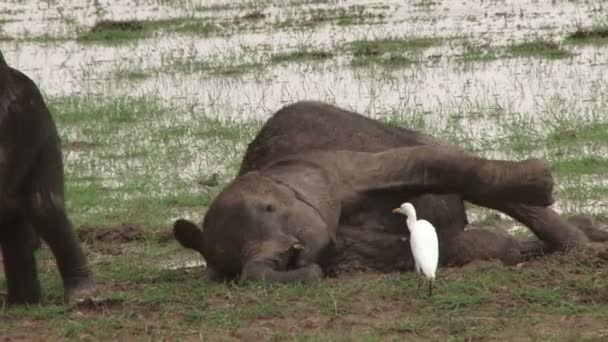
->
left=1, top=218, right=41, bottom=304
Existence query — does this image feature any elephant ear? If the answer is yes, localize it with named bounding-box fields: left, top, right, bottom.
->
left=173, top=219, right=205, bottom=253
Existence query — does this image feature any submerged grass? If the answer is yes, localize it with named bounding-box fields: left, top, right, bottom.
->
left=274, top=5, right=385, bottom=29
left=270, top=49, right=334, bottom=64
left=507, top=40, right=572, bottom=59
left=456, top=39, right=574, bottom=63
left=348, top=37, right=438, bottom=68
left=566, top=25, right=608, bottom=45
left=77, top=18, right=221, bottom=43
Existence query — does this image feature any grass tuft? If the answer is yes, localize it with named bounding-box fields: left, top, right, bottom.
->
left=270, top=49, right=334, bottom=64
left=348, top=37, right=437, bottom=68
left=507, top=40, right=572, bottom=59
left=77, top=18, right=220, bottom=44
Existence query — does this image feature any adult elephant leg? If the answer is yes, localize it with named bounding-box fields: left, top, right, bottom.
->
left=498, top=204, right=588, bottom=251
left=1, top=216, right=41, bottom=304
left=25, top=142, right=94, bottom=303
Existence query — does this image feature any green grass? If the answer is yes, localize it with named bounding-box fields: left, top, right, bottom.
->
left=3, top=247, right=607, bottom=340
left=548, top=122, right=608, bottom=145
left=44, top=95, right=261, bottom=228
left=551, top=157, right=608, bottom=176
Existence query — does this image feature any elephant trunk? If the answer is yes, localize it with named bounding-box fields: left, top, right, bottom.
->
left=241, top=260, right=323, bottom=283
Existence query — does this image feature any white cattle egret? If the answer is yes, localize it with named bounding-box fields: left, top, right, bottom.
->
left=393, top=202, right=439, bottom=296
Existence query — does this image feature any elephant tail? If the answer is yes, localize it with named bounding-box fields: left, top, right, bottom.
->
left=173, top=219, right=205, bottom=253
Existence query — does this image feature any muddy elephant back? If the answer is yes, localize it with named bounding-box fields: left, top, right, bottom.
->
left=240, top=101, right=441, bottom=174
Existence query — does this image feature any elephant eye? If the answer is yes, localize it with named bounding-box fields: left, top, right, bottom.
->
left=265, top=204, right=274, bottom=212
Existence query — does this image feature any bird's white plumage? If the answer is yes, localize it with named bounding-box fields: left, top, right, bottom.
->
left=409, top=219, right=439, bottom=280
left=394, top=202, right=439, bottom=291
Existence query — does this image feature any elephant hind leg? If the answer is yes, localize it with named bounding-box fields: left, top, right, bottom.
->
left=25, top=143, right=94, bottom=303
left=567, top=214, right=608, bottom=242
left=1, top=216, right=41, bottom=304
left=441, top=228, right=525, bottom=267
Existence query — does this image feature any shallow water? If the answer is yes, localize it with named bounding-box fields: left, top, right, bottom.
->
left=2, top=0, right=606, bottom=123
left=1, top=0, right=607, bottom=216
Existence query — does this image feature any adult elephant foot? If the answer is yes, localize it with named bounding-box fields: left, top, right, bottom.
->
left=64, top=276, right=97, bottom=304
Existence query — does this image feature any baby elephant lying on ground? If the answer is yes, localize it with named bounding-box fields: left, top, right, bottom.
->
left=0, top=53, right=94, bottom=304
left=174, top=101, right=607, bottom=283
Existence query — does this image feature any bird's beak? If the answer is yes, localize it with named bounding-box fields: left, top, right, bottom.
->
left=292, top=243, right=305, bottom=250
left=392, top=208, right=400, bottom=213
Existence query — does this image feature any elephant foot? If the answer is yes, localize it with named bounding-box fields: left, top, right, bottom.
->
left=567, top=214, right=608, bottom=242
left=64, top=277, right=97, bottom=304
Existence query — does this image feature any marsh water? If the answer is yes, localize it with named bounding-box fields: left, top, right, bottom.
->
left=1, top=0, right=607, bottom=218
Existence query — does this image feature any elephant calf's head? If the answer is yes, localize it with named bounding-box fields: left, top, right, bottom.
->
left=173, top=172, right=327, bottom=281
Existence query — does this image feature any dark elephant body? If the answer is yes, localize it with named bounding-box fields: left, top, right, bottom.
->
left=175, top=101, right=592, bottom=283
left=238, top=102, right=468, bottom=272
left=0, top=53, right=93, bottom=304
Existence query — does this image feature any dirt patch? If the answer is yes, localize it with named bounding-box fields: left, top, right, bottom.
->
left=77, top=224, right=144, bottom=243
left=156, top=229, right=176, bottom=243
left=70, top=296, right=126, bottom=315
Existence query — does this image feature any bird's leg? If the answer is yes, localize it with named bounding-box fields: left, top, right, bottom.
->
left=415, top=265, right=422, bottom=294
left=428, top=279, right=434, bottom=296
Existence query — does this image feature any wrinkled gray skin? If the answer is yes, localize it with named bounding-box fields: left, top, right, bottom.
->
left=0, top=52, right=94, bottom=304
left=174, top=101, right=604, bottom=283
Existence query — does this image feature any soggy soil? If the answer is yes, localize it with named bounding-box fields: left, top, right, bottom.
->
left=77, top=224, right=144, bottom=243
